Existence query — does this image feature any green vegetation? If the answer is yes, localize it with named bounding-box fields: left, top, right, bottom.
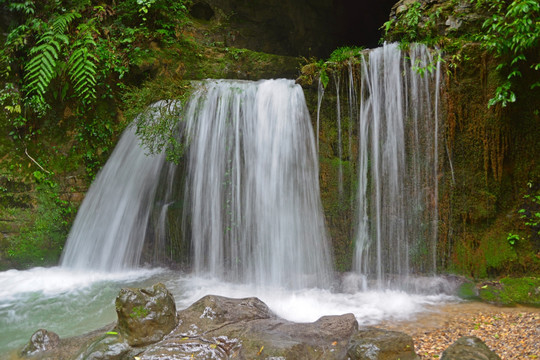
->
left=382, top=0, right=540, bottom=108
left=478, top=277, right=540, bottom=306
left=507, top=181, right=540, bottom=251
left=298, top=46, right=364, bottom=89
left=473, top=0, right=540, bottom=107
left=124, top=78, right=192, bottom=163
left=4, top=174, right=74, bottom=268
left=0, top=0, right=191, bottom=137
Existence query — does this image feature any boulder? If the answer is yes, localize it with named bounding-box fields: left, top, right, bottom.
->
left=441, top=336, right=501, bottom=360
left=115, top=282, right=178, bottom=346
left=139, top=294, right=361, bottom=359
left=20, top=329, right=60, bottom=356
left=347, top=327, right=419, bottom=360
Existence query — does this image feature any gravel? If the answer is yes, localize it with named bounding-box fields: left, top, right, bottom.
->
left=378, top=302, right=540, bottom=359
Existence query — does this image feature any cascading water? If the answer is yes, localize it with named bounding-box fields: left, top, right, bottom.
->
left=61, top=79, right=333, bottom=289
left=60, top=117, right=167, bottom=271
left=179, top=80, right=333, bottom=288
left=352, top=43, right=441, bottom=287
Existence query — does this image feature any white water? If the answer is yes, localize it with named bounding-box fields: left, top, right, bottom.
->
left=353, top=43, right=441, bottom=285
left=61, top=79, right=333, bottom=289
left=179, top=79, right=333, bottom=288
left=60, top=121, right=166, bottom=271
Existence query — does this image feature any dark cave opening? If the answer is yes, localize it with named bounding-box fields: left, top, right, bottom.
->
left=332, top=0, right=398, bottom=52
left=187, top=0, right=398, bottom=58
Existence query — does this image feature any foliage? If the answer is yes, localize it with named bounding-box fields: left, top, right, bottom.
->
left=473, top=0, right=540, bottom=107
left=382, top=0, right=540, bottom=107
left=506, top=232, right=520, bottom=246
left=518, top=181, right=540, bottom=244
left=0, top=0, right=192, bottom=178
left=327, top=46, right=364, bottom=64
left=122, top=77, right=193, bottom=163
left=1, top=0, right=191, bottom=130
left=303, top=46, right=364, bottom=89
left=380, top=1, right=440, bottom=45
left=6, top=176, right=74, bottom=267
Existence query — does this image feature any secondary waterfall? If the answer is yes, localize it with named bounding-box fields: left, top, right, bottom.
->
left=61, top=79, right=333, bottom=289
left=352, top=43, right=441, bottom=286
left=60, top=126, right=166, bottom=271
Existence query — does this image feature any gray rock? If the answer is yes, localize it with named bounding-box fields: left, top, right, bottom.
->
left=115, top=282, right=178, bottom=346
left=441, top=336, right=501, bottom=360
left=21, top=329, right=60, bottom=356
left=75, top=333, right=131, bottom=360
left=140, top=295, right=360, bottom=359
left=347, top=327, right=419, bottom=360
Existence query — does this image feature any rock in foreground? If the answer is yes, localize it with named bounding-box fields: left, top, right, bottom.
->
left=115, top=282, right=178, bottom=346
left=20, top=329, right=60, bottom=356
left=441, top=336, right=501, bottom=360
left=19, top=283, right=423, bottom=359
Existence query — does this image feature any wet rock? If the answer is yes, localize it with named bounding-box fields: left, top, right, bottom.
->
left=137, top=295, right=361, bottom=359
left=21, top=329, right=60, bottom=356
left=115, top=282, right=178, bottom=346
left=177, top=294, right=275, bottom=329
left=76, top=333, right=131, bottom=360
left=441, top=336, right=501, bottom=360
left=347, top=327, right=419, bottom=360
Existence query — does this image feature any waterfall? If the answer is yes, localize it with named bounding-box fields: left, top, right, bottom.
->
left=61, top=79, right=333, bottom=289
left=180, top=79, right=333, bottom=288
left=60, top=119, right=166, bottom=271
left=353, top=43, right=441, bottom=287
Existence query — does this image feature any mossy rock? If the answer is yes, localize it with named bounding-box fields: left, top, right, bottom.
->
left=478, top=277, right=540, bottom=307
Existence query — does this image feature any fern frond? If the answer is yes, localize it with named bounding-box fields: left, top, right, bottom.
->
left=24, top=35, right=61, bottom=102
left=51, top=12, right=81, bottom=34
left=67, top=26, right=99, bottom=103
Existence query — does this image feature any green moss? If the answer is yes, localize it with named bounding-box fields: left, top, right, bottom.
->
left=478, top=277, right=540, bottom=306
left=130, top=306, right=150, bottom=319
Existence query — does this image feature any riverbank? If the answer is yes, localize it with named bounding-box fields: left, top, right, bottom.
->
left=380, top=302, right=540, bottom=359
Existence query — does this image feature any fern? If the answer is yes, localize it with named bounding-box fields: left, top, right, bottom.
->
left=23, top=11, right=81, bottom=105
left=52, top=12, right=81, bottom=34
left=24, top=32, right=63, bottom=103
left=7, top=1, right=35, bottom=15
left=67, top=23, right=98, bottom=103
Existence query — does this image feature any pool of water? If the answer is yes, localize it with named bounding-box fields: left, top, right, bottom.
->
left=0, top=267, right=457, bottom=355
